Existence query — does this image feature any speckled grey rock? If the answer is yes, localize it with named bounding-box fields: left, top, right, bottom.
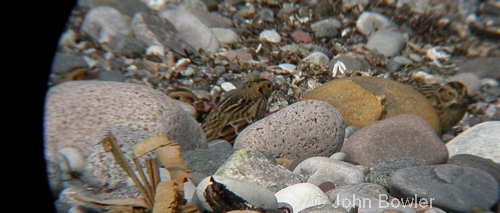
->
left=131, top=13, right=196, bottom=57
left=302, top=52, right=330, bottom=65
left=389, top=165, right=499, bottom=212
left=366, top=30, right=405, bottom=57
left=160, top=10, right=220, bottom=54
left=366, top=157, right=427, bottom=190
left=330, top=152, right=346, bottom=161
left=214, top=148, right=304, bottom=193
left=51, top=53, right=88, bottom=75
left=447, top=72, right=481, bottom=96
left=194, top=175, right=279, bottom=212
left=234, top=100, right=345, bottom=160
left=211, top=28, right=239, bottom=45
left=356, top=11, right=392, bottom=36
left=293, top=157, right=365, bottom=187
left=447, top=121, right=500, bottom=163
left=44, top=81, right=207, bottom=188
left=341, top=114, right=448, bottom=167
left=80, top=6, right=132, bottom=44
left=182, top=139, right=236, bottom=185
left=448, top=154, right=500, bottom=187
left=275, top=183, right=332, bottom=213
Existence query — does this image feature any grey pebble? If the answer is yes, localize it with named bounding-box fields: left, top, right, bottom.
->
left=392, top=56, right=414, bottom=65
left=446, top=121, right=500, bottom=163
left=390, top=164, right=499, bottom=212
left=366, top=157, right=426, bottom=190
left=385, top=59, right=401, bottom=72
left=330, top=152, right=347, bottom=161
left=344, top=126, right=359, bottom=139
left=302, top=52, right=330, bottom=65
left=81, top=6, right=132, bottom=44
left=448, top=154, right=500, bottom=189
left=211, top=28, right=239, bottom=45
left=293, top=157, right=365, bottom=187
left=215, top=148, right=304, bottom=193
left=311, top=18, right=342, bottom=38
left=447, top=72, right=481, bottom=96
left=51, top=53, right=88, bottom=75
left=97, top=70, right=124, bottom=82
left=366, top=30, right=405, bottom=57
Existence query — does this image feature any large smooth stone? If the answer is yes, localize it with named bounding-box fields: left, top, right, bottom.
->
left=303, top=76, right=441, bottom=133
left=341, top=114, right=448, bottom=167
left=292, top=157, right=365, bottom=187
left=389, top=165, right=499, bottom=212
left=446, top=121, right=500, bottom=163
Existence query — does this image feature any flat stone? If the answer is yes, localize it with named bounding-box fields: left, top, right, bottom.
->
left=366, top=157, right=427, bottom=190
left=302, top=52, right=330, bottom=65
left=327, top=54, right=371, bottom=75
left=214, top=148, right=304, bottom=193
left=356, top=11, right=392, bottom=36
left=194, top=175, right=278, bottom=212
left=366, top=30, right=405, bottom=57
left=291, top=30, right=313, bottom=43
left=131, top=13, right=196, bottom=57
left=293, top=157, right=365, bottom=187
left=303, top=76, right=441, bottom=133
left=78, top=0, right=151, bottom=17
left=81, top=6, right=132, bottom=44
left=259, top=29, right=281, bottom=43
left=188, top=9, right=233, bottom=28
left=457, top=57, right=500, bottom=79
left=51, top=53, right=88, bottom=75
left=389, top=164, right=499, bottom=212
left=211, top=28, right=239, bottom=45
left=234, top=100, right=345, bottom=160
left=160, top=10, right=220, bottom=54
left=448, top=154, right=500, bottom=188
left=446, top=121, right=500, bottom=163
left=341, top=114, right=447, bottom=167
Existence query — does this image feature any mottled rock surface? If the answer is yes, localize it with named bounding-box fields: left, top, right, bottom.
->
left=234, top=100, right=345, bottom=160
left=303, top=76, right=441, bottom=133
left=446, top=121, right=500, bottom=163
left=341, top=114, right=448, bottom=167
left=366, top=157, right=427, bottom=190
left=293, top=157, right=365, bottom=187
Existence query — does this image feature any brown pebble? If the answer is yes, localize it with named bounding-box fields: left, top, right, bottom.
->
left=318, top=181, right=336, bottom=192
left=291, top=30, right=312, bottom=43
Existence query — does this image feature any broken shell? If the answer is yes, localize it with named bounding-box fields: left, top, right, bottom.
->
left=275, top=183, right=332, bottom=212
left=221, top=82, right=237, bottom=92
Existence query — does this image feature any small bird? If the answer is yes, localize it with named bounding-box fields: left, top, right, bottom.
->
left=416, top=81, right=469, bottom=132
left=166, top=88, right=214, bottom=122
left=201, top=79, right=274, bottom=145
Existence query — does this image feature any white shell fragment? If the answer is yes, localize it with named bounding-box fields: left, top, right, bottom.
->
left=259, top=29, right=281, bottom=44
left=426, top=46, right=451, bottom=67
left=146, top=45, right=165, bottom=56
left=221, top=82, right=237, bottom=92
left=275, top=183, right=332, bottom=212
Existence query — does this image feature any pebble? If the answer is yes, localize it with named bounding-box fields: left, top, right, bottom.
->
left=356, top=11, right=392, bottom=36
left=78, top=0, right=151, bottom=18
left=448, top=154, right=500, bottom=188
left=107, top=35, right=147, bottom=56
left=211, top=28, right=239, bottom=45
left=293, top=157, right=365, bottom=187
left=44, top=81, right=207, bottom=189
left=326, top=54, right=371, bottom=75
left=81, top=6, right=132, bottom=44
left=389, top=164, right=499, bottom=212
left=344, top=126, right=358, bottom=140
left=188, top=9, right=233, bottom=28
left=334, top=183, right=389, bottom=199
left=302, top=52, right=330, bottom=65
left=341, top=114, right=448, bottom=167
left=392, top=56, right=414, bottom=66
left=193, top=175, right=279, bottom=212
left=275, top=183, right=331, bottom=213
left=385, top=59, right=401, bottom=72
left=366, top=30, right=405, bottom=57
left=214, top=148, right=304, bottom=193
left=303, top=77, right=441, bottom=133
left=458, top=57, right=500, bottom=79
left=160, top=10, right=221, bottom=54
left=51, top=53, right=88, bottom=75
left=259, top=29, right=281, bottom=44
left=291, top=30, right=313, bottom=43
left=409, top=53, right=423, bottom=62
left=366, top=157, right=427, bottom=190
left=298, top=204, right=348, bottom=213
left=311, top=18, right=342, bottom=38
left=234, top=100, right=345, bottom=160
left=258, top=8, right=275, bottom=22
left=131, top=13, right=196, bottom=57
left=218, top=49, right=254, bottom=61
left=181, top=139, right=236, bottom=185
left=446, top=121, right=500, bottom=163
left=221, top=82, right=237, bottom=92
left=330, top=152, right=346, bottom=161
left=447, top=72, right=481, bottom=96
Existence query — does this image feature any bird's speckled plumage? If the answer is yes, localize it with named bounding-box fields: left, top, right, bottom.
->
left=416, top=81, right=468, bottom=132
left=201, top=79, right=273, bottom=144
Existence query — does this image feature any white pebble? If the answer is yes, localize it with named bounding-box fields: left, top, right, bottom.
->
left=146, top=45, right=165, bottom=56
left=221, top=82, right=237, bottom=92
left=356, top=11, right=392, bottom=36
left=259, top=29, right=281, bottom=43
left=57, top=147, right=85, bottom=174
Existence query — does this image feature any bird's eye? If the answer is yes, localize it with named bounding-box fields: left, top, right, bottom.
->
left=174, top=96, right=181, bottom=100
left=266, top=83, right=272, bottom=88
